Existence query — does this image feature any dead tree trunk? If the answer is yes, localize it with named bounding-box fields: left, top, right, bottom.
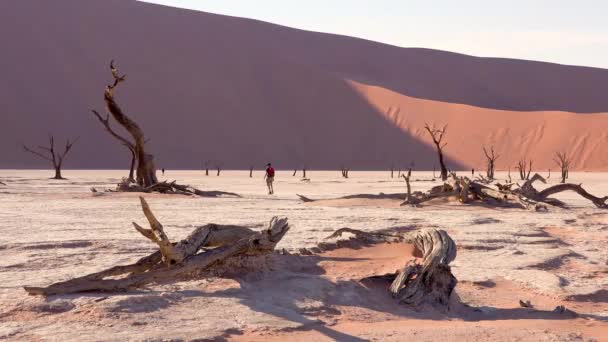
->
left=24, top=197, right=289, bottom=296
left=340, top=166, right=349, bottom=178
left=336, top=228, right=457, bottom=309
left=100, top=61, right=158, bottom=187
left=302, top=167, right=307, bottom=178
left=293, top=169, right=297, bottom=177
left=388, top=228, right=457, bottom=307
left=23, top=135, right=79, bottom=180
left=516, top=158, right=533, bottom=180
left=424, top=123, right=448, bottom=181
left=249, top=166, right=254, bottom=178
left=482, top=146, right=499, bottom=180
left=216, top=164, right=222, bottom=176
left=554, top=152, right=571, bottom=184
left=390, top=165, right=394, bottom=178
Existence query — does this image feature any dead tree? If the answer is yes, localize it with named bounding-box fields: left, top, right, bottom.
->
left=482, top=146, right=499, bottom=180
left=97, top=61, right=158, bottom=187
left=90, top=61, right=237, bottom=197
left=203, top=161, right=210, bottom=176
left=92, top=110, right=136, bottom=181
left=390, top=165, right=395, bottom=178
left=302, top=167, right=307, bottom=179
left=216, top=163, right=222, bottom=176
left=26, top=197, right=458, bottom=311
left=554, top=152, right=571, bottom=184
left=300, top=170, right=608, bottom=210
left=424, top=123, right=448, bottom=181
left=24, top=197, right=289, bottom=295
left=341, top=167, right=349, bottom=178
left=516, top=158, right=533, bottom=180
left=249, top=166, right=254, bottom=178
left=330, top=227, right=458, bottom=309
left=292, top=169, right=297, bottom=177
left=23, top=135, right=79, bottom=179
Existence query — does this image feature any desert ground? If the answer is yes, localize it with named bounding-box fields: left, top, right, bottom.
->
left=0, top=170, right=607, bottom=341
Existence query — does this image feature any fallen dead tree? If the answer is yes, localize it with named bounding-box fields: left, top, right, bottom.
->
left=330, top=227, right=457, bottom=308
left=298, top=172, right=608, bottom=210
left=24, top=197, right=288, bottom=296
left=109, top=178, right=240, bottom=198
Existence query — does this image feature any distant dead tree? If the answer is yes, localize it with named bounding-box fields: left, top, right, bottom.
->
left=547, top=169, right=551, bottom=179
left=302, top=166, right=307, bottom=179
left=92, top=60, right=158, bottom=187
left=215, top=163, right=222, bottom=176
left=203, top=161, right=210, bottom=176
left=23, top=135, right=79, bottom=179
left=341, top=166, right=349, bottom=178
left=292, top=169, right=297, bottom=177
left=482, top=146, right=499, bottom=180
left=401, top=168, right=413, bottom=204
left=249, top=166, right=254, bottom=178
left=390, top=165, right=395, bottom=178
left=554, top=152, right=571, bottom=184
left=424, top=123, right=448, bottom=181
left=516, top=158, right=533, bottom=180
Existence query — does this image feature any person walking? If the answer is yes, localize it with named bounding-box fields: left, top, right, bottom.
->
left=264, top=163, right=275, bottom=194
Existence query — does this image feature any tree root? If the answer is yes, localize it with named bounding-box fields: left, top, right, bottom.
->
left=24, top=197, right=287, bottom=296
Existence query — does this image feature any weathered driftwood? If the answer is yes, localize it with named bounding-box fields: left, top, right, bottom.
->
left=334, top=227, right=458, bottom=308
left=23, top=135, right=79, bottom=179
left=24, top=197, right=289, bottom=296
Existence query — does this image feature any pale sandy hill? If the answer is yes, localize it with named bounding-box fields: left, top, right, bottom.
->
left=1, top=0, right=608, bottom=170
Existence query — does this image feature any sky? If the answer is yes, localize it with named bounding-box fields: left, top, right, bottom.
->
left=141, top=0, right=608, bottom=69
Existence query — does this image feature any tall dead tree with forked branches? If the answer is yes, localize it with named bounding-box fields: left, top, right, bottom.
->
left=95, top=60, right=158, bottom=187
left=424, top=123, right=448, bottom=181
left=23, top=135, right=79, bottom=179
left=554, top=152, right=571, bottom=184
left=482, top=146, right=499, bottom=180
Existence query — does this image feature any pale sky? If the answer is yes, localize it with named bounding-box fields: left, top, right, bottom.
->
left=141, top=0, right=608, bottom=69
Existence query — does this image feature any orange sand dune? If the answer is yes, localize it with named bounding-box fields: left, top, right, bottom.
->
left=350, top=80, right=608, bottom=171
